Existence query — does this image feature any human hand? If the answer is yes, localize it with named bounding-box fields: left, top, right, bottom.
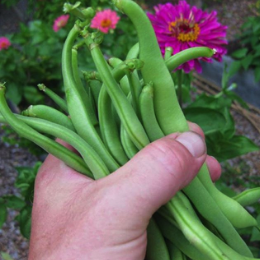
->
left=28, top=123, right=221, bottom=260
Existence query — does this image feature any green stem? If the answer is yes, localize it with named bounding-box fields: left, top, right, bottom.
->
left=38, top=84, right=68, bottom=114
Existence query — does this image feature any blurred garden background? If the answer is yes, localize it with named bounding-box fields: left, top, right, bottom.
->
left=0, top=0, right=260, bottom=259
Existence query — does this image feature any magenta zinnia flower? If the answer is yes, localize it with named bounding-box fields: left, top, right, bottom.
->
left=53, top=15, right=70, bottom=32
left=147, top=1, right=228, bottom=73
left=0, top=37, right=11, bottom=50
left=90, top=9, right=120, bottom=34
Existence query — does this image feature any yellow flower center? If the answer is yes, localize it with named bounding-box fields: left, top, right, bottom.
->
left=168, top=18, right=200, bottom=42
left=101, top=19, right=112, bottom=28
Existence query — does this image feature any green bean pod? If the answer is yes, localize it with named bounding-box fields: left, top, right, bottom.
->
left=98, top=60, right=144, bottom=165
left=166, top=47, right=215, bottom=71
left=0, top=85, right=90, bottom=176
left=63, top=25, right=119, bottom=172
left=71, top=47, right=98, bottom=126
left=139, top=83, right=164, bottom=142
left=120, top=124, right=138, bottom=159
left=167, top=192, right=228, bottom=260
left=21, top=105, right=75, bottom=131
left=168, top=244, right=186, bottom=260
left=38, top=84, right=68, bottom=114
left=113, top=0, right=187, bottom=134
left=198, top=164, right=258, bottom=229
left=183, top=177, right=253, bottom=257
left=85, top=34, right=150, bottom=150
left=233, top=187, right=260, bottom=207
left=89, top=79, right=102, bottom=112
left=146, top=218, right=170, bottom=260
left=112, top=2, right=253, bottom=255
left=15, top=116, right=109, bottom=179
left=126, top=42, right=139, bottom=60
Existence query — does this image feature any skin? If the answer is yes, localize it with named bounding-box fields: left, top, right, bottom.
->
left=28, top=123, right=221, bottom=260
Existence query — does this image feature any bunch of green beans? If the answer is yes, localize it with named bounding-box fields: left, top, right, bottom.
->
left=0, top=1, right=259, bottom=259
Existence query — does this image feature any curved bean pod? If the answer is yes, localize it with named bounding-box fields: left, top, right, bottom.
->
left=183, top=177, right=253, bottom=257
left=85, top=35, right=150, bottom=149
left=71, top=47, right=98, bottom=126
left=198, top=164, right=258, bottom=229
left=233, top=187, right=260, bottom=207
left=166, top=47, right=215, bottom=71
left=22, top=105, right=75, bottom=131
left=139, top=83, right=164, bottom=142
left=16, top=116, right=109, bottom=179
left=167, top=192, right=228, bottom=260
left=120, top=124, right=138, bottom=159
left=0, top=86, right=90, bottom=176
left=98, top=60, right=144, bottom=165
left=113, top=0, right=187, bottom=134
left=63, top=25, right=119, bottom=172
left=38, top=84, right=68, bottom=114
left=112, top=2, right=253, bottom=256
left=156, top=215, right=211, bottom=260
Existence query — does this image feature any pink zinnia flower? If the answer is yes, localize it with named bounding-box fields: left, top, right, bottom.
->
left=0, top=37, right=11, bottom=50
left=90, top=9, right=120, bottom=34
left=53, top=15, right=70, bottom=32
left=147, top=1, right=228, bottom=73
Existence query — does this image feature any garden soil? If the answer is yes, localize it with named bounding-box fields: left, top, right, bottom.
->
left=0, top=0, right=259, bottom=259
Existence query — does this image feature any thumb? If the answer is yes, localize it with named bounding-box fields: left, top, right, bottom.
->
left=100, top=131, right=207, bottom=220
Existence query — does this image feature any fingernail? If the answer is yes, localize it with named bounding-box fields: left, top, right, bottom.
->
left=176, top=132, right=205, bottom=158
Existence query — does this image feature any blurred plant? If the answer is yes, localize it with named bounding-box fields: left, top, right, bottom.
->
left=230, top=4, right=260, bottom=83
left=0, top=20, right=69, bottom=106
left=183, top=67, right=259, bottom=162
left=0, top=162, right=41, bottom=239
left=0, top=1, right=137, bottom=106
left=147, top=0, right=227, bottom=73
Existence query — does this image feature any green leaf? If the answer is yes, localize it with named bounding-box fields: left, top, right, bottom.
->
left=228, top=61, right=242, bottom=77
left=23, top=86, right=44, bottom=105
left=183, top=107, right=226, bottom=135
left=0, top=202, right=7, bottom=229
left=1, top=252, right=14, bottom=260
left=17, top=206, right=32, bottom=239
left=3, top=195, right=26, bottom=210
left=241, top=55, right=254, bottom=70
left=254, top=67, right=260, bottom=82
left=207, top=135, right=259, bottom=162
left=5, top=82, right=22, bottom=105
left=232, top=48, right=248, bottom=59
